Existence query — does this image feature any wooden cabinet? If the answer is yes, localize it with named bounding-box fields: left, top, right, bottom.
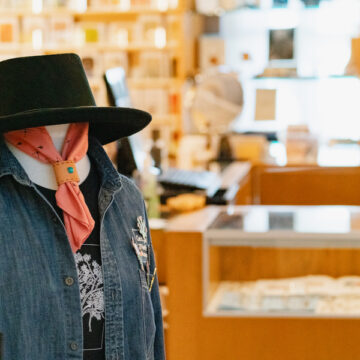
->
left=160, top=206, right=360, bottom=360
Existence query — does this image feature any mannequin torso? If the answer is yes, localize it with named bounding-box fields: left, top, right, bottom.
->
left=5, top=124, right=91, bottom=189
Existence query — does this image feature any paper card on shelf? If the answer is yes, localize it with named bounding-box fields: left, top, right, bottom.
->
left=255, top=88, right=277, bottom=121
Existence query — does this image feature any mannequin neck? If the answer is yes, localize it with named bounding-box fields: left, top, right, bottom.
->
left=46, top=124, right=70, bottom=153
left=5, top=124, right=91, bottom=190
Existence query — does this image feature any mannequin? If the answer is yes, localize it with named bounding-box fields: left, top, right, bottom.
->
left=0, top=53, right=165, bottom=360
left=5, top=124, right=91, bottom=189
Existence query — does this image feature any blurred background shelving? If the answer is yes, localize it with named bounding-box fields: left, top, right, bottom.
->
left=0, top=0, right=201, bottom=139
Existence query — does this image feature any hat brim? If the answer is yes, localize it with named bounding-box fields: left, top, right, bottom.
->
left=0, top=106, right=151, bottom=145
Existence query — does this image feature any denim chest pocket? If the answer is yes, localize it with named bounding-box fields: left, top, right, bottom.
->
left=138, top=269, right=156, bottom=360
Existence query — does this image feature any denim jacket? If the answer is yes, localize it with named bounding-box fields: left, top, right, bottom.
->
left=0, top=136, right=165, bottom=360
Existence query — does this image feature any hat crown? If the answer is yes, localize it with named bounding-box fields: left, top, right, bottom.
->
left=0, top=53, right=96, bottom=117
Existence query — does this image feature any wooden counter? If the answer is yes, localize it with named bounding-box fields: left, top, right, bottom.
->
left=253, top=165, right=360, bottom=205
left=153, top=206, right=360, bottom=360
left=150, top=160, right=360, bottom=360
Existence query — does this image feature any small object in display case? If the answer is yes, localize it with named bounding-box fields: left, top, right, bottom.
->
left=268, top=211, right=294, bottom=230
left=0, top=18, right=18, bottom=46
left=204, top=206, right=360, bottom=318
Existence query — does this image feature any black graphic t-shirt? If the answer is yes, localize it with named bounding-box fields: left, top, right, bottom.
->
left=37, top=157, right=105, bottom=360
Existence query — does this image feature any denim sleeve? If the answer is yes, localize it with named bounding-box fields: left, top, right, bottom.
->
left=144, top=204, right=166, bottom=360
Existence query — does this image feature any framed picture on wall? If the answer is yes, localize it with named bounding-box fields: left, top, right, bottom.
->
left=268, top=28, right=297, bottom=69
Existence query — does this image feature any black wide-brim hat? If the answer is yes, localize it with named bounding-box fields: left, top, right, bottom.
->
left=0, top=53, right=151, bottom=145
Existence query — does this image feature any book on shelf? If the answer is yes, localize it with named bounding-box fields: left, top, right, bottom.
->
left=0, top=17, right=19, bottom=46
left=76, top=21, right=105, bottom=44
left=79, top=51, right=104, bottom=77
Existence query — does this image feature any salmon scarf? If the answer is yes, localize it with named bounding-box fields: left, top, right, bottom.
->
left=4, top=123, right=94, bottom=253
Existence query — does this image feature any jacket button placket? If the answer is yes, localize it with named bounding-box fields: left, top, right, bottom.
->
left=55, top=226, right=83, bottom=360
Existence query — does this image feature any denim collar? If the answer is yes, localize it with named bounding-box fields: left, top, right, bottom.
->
left=0, top=135, right=122, bottom=193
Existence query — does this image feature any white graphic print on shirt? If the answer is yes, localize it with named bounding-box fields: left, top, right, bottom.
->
left=74, top=252, right=105, bottom=332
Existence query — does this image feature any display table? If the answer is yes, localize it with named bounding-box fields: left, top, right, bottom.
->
left=157, top=205, right=360, bottom=360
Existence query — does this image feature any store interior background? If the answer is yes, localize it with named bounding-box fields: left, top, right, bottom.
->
left=4, top=0, right=360, bottom=359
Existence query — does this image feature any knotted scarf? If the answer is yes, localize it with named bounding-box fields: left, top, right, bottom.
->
left=4, top=123, right=94, bottom=253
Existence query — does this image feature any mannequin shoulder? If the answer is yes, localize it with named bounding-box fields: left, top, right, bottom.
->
left=112, top=174, right=146, bottom=213
left=118, top=174, right=143, bottom=199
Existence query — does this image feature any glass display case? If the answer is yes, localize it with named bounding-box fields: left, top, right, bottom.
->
left=203, top=206, right=360, bottom=318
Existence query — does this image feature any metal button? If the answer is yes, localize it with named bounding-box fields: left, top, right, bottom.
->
left=65, top=277, right=74, bottom=286
left=70, top=342, right=78, bottom=351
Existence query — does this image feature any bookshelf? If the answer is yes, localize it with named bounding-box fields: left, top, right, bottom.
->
left=0, top=0, right=197, bottom=137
